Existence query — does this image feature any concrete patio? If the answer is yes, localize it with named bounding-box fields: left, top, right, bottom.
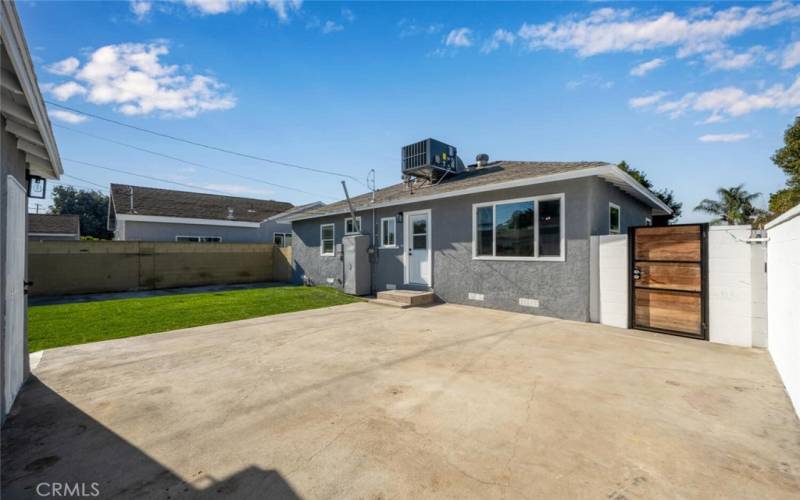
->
left=2, top=302, right=799, bottom=499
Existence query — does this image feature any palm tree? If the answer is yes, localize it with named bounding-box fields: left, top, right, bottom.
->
left=694, top=185, right=765, bottom=225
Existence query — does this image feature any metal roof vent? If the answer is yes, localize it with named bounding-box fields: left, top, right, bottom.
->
left=476, top=153, right=489, bottom=168
left=401, top=138, right=463, bottom=181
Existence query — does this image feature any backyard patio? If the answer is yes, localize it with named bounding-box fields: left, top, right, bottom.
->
left=3, top=302, right=799, bottom=499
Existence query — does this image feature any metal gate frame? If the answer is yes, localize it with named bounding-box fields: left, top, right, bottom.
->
left=627, top=223, right=709, bottom=340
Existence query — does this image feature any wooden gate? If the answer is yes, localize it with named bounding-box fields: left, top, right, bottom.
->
left=628, top=224, right=708, bottom=340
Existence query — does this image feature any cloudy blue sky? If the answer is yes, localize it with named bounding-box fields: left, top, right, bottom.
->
left=18, top=0, right=800, bottom=221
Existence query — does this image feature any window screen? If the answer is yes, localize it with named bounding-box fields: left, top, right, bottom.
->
left=538, top=199, right=561, bottom=257
left=609, top=204, right=621, bottom=234
left=476, top=206, right=493, bottom=256
left=321, top=224, right=334, bottom=255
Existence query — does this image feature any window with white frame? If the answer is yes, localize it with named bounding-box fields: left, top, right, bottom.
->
left=273, top=232, right=292, bottom=247
left=380, top=217, right=396, bottom=248
left=176, top=235, right=222, bottom=242
left=609, top=203, right=621, bottom=234
left=473, top=194, right=564, bottom=260
left=344, top=216, right=361, bottom=234
left=320, top=224, right=335, bottom=256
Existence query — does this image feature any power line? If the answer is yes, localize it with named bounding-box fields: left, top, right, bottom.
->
left=46, top=101, right=364, bottom=185
left=51, top=180, right=108, bottom=193
left=62, top=157, right=238, bottom=196
left=63, top=173, right=108, bottom=191
left=54, top=124, right=335, bottom=200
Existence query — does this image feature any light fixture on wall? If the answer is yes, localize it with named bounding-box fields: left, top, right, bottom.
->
left=396, top=212, right=403, bottom=223
left=26, top=173, right=46, bottom=199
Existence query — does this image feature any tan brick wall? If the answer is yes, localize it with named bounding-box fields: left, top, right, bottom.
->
left=28, top=241, right=292, bottom=296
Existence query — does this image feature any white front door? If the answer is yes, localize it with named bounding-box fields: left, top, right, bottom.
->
left=405, top=210, right=431, bottom=286
left=4, top=176, right=26, bottom=415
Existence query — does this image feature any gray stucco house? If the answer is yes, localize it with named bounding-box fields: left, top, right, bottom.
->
left=288, top=155, right=671, bottom=322
left=28, top=214, right=80, bottom=240
left=107, top=183, right=320, bottom=245
left=1, top=0, right=63, bottom=421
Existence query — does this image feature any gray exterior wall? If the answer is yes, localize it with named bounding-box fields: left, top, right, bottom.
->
left=587, top=176, right=652, bottom=235
left=118, top=218, right=292, bottom=243
left=1, top=117, right=31, bottom=422
left=292, top=176, right=654, bottom=322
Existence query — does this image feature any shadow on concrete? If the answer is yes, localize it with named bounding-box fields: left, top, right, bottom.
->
left=29, top=282, right=286, bottom=306
left=1, top=377, right=300, bottom=499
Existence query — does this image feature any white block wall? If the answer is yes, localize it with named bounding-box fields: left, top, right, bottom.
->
left=589, top=235, right=628, bottom=329
left=708, top=226, right=767, bottom=347
left=766, top=205, right=800, bottom=417
left=590, top=229, right=767, bottom=348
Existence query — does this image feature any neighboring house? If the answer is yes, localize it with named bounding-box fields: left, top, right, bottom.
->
left=1, top=0, right=63, bottom=421
left=107, top=184, right=319, bottom=244
left=288, top=145, right=671, bottom=322
left=28, top=214, right=80, bottom=240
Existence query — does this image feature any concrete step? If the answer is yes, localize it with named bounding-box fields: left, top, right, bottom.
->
left=368, top=298, right=412, bottom=309
left=376, top=290, right=435, bottom=306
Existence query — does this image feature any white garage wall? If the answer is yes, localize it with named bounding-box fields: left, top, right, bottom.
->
left=708, top=226, right=767, bottom=348
left=765, top=204, right=800, bottom=417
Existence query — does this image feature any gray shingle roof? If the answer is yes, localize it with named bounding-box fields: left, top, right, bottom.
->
left=29, top=214, right=80, bottom=235
left=110, top=184, right=294, bottom=223
left=293, top=161, right=612, bottom=219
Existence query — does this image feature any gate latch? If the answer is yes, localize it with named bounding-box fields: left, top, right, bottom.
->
left=632, top=267, right=642, bottom=280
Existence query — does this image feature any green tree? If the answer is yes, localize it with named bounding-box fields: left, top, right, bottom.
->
left=617, top=161, right=683, bottom=223
left=769, top=117, right=800, bottom=215
left=694, top=184, right=765, bottom=225
left=50, top=186, right=113, bottom=239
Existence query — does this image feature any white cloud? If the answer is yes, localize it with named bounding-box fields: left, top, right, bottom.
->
left=45, top=43, right=236, bottom=118
left=341, top=7, right=355, bottom=23
left=630, top=58, right=665, bottom=76
left=516, top=1, right=800, bottom=59
left=644, top=76, right=800, bottom=121
left=703, top=46, right=765, bottom=70
left=46, top=57, right=80, bottom=76
left=397, top=18, right=442, bottom=38
left=481, top=29, right=516, bottom=54
left=182, top=0, right=302, bottom=20
left=698, top=133, right=750, bottom=142
left=50, top=81, right=87, bottom=101
left=566, top=74, right=614, bottom=90
left=628, top=91, right=669, bottom=108
left=445, top=28, right=473, bottom=48
left=204, top=183, right=274, bottom=196
left=48, top=109, right=89, bottom=124
left=781, top=41, right=800, bottom=69
left=130, top=0, right=152, bottom=20
left=321, top=20, right=343, bottom=34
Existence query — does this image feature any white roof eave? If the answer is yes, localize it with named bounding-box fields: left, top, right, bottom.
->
left=1, top=1, right=62, bottom=180
left=286, top=165, right=672, bottom=222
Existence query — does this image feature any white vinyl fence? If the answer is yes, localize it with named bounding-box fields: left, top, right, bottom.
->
left=765, top=204, right=800, bottom=416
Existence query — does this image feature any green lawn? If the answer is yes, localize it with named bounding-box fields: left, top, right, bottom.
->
left=28, top=286, right=362, bottom=352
